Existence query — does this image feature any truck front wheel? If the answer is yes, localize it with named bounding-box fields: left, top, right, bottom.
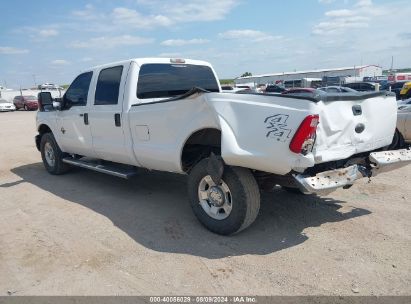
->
left=40, top=133, right=70, bottom=175
left=187, top=158, right=260, bottom=235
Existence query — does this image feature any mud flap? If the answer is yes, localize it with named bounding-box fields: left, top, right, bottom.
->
left=207, top=153, right=224, bottom=184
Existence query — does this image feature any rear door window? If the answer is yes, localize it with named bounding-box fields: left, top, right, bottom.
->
left=137, top=63, right=219, bottom=99
left=95, top=66, right=123, bottom=105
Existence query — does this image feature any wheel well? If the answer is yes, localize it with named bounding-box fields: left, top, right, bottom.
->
left=181, top=128, right=221, bottom=172
left=38, top=124, right=52, bottom=135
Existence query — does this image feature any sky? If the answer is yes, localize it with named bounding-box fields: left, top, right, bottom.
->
left=1, top=0, right=410, bottom=88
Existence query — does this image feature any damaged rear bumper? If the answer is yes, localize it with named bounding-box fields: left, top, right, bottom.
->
left=294, top=149, right=411, bottom=194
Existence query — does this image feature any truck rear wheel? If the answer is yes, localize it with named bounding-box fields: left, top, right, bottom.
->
left=40, top=133, right=70, bottom=175
left=388, top=129, right=405, bottom=150
left=282, top=186, right=304, bottom=194
left=187, top=158, right=260, bottom=235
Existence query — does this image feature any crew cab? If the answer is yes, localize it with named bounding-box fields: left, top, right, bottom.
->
left=35, top=58, right=411, bottom=235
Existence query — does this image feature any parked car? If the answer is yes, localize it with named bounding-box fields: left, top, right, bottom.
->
left=397, top=97, right=411, bottom=106
left=236, top=88, right=261, bottom=94
left=265, top=84, right=286, bottom=93
left=391, top=101, right=411, bottom=148
left=235, top=85, right=251, bottom=89
left=399, top=81, right=411, bottom=100
left=380, top=82, right=407, bottom=100
left=35, top=57, right=411, bottom=235
left=280, top=88, right=323, bottom=98
left=0, top=99, right=16, bottom=112
left=318, top=86, right=358, bottom=93
left=221, top=86, right=243, bottom=93
left=343, top=82, right=377, bottom=92
left=13, top=95, right=39, bottom=111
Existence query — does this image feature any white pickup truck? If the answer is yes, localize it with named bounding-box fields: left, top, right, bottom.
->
left=35, top=58, right=411, bottom=235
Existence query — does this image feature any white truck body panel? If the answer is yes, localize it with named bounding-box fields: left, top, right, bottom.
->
left=36, top=58, right=399, bottom=177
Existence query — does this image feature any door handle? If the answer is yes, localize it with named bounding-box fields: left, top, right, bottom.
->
left=83, top=113, right=89, bottom=125
left=114, top=113, right=121, bottom=127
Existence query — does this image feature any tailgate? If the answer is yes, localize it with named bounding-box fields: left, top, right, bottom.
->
left=313, top=92, right=397, bottom=163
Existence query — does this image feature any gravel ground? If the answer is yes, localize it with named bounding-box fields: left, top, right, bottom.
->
left=0, top=111, right=410, bottom=296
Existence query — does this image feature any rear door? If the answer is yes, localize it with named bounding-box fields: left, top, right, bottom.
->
left=88, top=64, right=131, bottom=163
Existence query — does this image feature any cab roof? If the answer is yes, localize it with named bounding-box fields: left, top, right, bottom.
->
left=88, top=58, right=213, bottom=71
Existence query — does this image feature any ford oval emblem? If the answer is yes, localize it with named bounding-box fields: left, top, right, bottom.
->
left=355, top=123, right=365, bottom=133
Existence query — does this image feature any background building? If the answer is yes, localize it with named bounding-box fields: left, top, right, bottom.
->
left=234, top=65, right=383, bottom=87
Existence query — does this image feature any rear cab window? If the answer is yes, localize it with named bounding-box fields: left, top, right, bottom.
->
left=95, top=66, right=123, bottom=105
left=136, top=63, right=219, bottom=100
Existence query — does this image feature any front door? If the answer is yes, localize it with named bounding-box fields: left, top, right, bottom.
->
left=56, top=71, right=96, bottom=157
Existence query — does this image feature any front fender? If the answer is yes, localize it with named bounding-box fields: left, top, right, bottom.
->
left=36, top=112, right=60, bottom=148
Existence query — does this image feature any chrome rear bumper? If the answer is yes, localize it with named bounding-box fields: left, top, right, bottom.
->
left=294, top=149, right=411, bottom=194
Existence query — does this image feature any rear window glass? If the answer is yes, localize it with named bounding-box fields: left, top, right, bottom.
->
left=137, top=64, right=219, bottom=99
left=95, top=66, right=123, bottom=105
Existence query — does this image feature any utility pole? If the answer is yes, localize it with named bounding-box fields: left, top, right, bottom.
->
left=390, top=56, right=394, bottom=71
left=32, top=74, right=37, bottom=88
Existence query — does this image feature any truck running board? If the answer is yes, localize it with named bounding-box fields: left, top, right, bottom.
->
left=62, top=157, right=138, bottom=179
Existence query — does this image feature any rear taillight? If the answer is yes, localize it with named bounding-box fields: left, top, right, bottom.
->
left=289, top=115, right=319, bottom=154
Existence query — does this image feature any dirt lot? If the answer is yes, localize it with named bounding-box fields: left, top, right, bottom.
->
left=0, top=110, right=410, bottom=296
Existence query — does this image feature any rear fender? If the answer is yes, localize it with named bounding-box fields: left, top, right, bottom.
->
left=205, top=93, right=316, bottom=175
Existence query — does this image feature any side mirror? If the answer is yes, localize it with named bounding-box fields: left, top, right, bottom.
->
left=38, top=92, right=53, bottom=111
left=38, top=92, right=53, bottom=105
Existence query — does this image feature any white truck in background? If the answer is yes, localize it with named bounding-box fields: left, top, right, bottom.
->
left=35, top=58, right=411, bottom=235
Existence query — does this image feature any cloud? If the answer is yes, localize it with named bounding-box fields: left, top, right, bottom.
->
left=51, top=59, right=70, bottom=65
left=68, top=0, right=238, bottom=34
left=318, top=0, right=335, bottom=3
left=161, top=38, right=209, bottom=47
left=69, top=35, right=154, bottom=48
left=325, top=9, right=355, bottom=17
left=38, top=29, right=59, bottom=38
left=355, top=0, right=373, bottom=7
left=399, top=32, right=411, bottom=40
left=313, top=16, right=369, bottom=35
left=111, top=7, right=173, bottom=29
left=72, top=4, right=102, bottom=20
left=158, top=52, right=183, bottom=58
left=0, top=46, right=29, bottom=54
left=136, top=0, right=238, bottom=23
left=312, top=0, right=377, bottom=35
left=219, top=30, right=282, bottom=42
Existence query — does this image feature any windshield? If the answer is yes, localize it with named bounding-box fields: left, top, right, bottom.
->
left=137, top=64, right=219, bottom=99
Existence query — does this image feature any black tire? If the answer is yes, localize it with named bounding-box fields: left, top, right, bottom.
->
left=24, top=105, right=28, bottom=111
left=187, top=158, right=260, bottom=235
left=388, top=129, right=405, bottom=150
left=282, top=186, right=304, bottom=194
left=40, top=133, right=70, bottom=175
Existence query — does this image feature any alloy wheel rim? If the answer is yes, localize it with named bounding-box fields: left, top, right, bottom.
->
left=44, top=142, right=55, bottom=167
left=198, top=175, right=233, bottom=220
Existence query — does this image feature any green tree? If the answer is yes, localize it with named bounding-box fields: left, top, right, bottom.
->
left=241, top=72, right=252, bottom=77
